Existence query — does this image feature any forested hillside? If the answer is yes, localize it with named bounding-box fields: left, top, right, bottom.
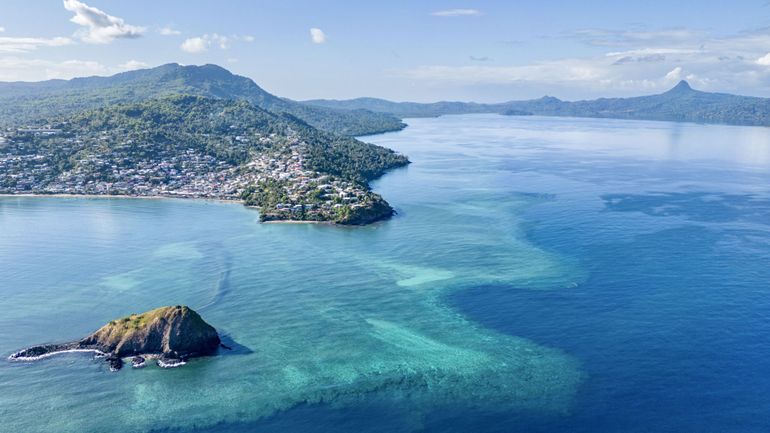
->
left=0, top=95, right=409, bottom=224
left=0, top=63, right=405, bottom=136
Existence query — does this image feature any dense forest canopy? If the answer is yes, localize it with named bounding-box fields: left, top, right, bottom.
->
left=8, top=95, right=407, bottom=182
left=0, top=63, right=405, bottom=136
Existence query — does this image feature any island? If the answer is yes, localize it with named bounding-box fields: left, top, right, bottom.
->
left=9, top=306, right=221, bottom=371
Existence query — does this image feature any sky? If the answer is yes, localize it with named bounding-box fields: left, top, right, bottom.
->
left=2, top=0, right=770, bottom=102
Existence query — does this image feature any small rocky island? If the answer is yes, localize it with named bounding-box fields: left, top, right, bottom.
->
left=9, top=306, right=220, bottom=371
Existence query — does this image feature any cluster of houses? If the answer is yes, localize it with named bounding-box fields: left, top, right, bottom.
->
left=243, top=142, right=378, bottom=220
left=0, top=128, right=378, bottom=221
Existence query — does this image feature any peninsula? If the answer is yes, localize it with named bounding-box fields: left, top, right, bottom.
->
left=9, top=306, right=221, bottom=371
left=0, top=67, right=410, bottom=225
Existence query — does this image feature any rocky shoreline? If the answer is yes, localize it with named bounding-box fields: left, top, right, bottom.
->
left=8, top=347, right=195, bottom=371
left=9, top=306, right=220, bottom=371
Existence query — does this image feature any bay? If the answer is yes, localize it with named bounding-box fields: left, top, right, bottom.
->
left=2, top=114, right=770, bottom=432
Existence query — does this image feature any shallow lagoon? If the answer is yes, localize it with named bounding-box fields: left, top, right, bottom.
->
left=2, top=115, right=770, bottom=432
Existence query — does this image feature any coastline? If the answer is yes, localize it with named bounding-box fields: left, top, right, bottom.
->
left=0, top=193, right=392, bottom=225
left=8, top=348, right=105, bottom=362
left=8, top=348, right=186, bottom=369
left=0, top=193, right=240, bottom=204
left=261, top=220, right=334, bottom=225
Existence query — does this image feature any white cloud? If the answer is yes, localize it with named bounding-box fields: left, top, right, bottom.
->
left=181, top=36, right=208, bottom=53
left=431, top=9, right=482, bottom=17
left=0, top=57, right=107, bottom=81
left=571, top=28, right=702, bottom=47
left=398, top=25, right=770, bottom=97
left=211, top=34, right=230, bottom=49
left=0, top=27, right=5, bottom=33
left=180, top=33, right=252, bottom=53
left=402, top=59, right=607, bottom=85
left=0, top=57, right=156, bottom=81
left=310, top=28, right=326, bottom=44
left=605, top=48, right=702, bottom=58
left=183, top=34, right=226, bottom=52
left=400, top=52, right=730, bottom=96
left=48, top=59, right=109, bottom=78
left=63, top=0, right=144, bottom=44
left=116, top=60, right=148, bottom=71
left=757, top=53, right=770, bottom=66
left=0, top=36, right=73, bottom=53
left=665, top=66, right=683, bottom=81
left=159, top=26, right=181, bottom=36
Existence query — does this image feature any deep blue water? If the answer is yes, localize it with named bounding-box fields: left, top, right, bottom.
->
left=2, top=114, right=770, bottom=432
left=452, top=213, right=770, bottom=432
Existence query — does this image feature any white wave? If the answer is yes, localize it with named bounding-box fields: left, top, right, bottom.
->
left=8, top=348, right=105, bottom=362
left=157, top=359, right=186, bottom=368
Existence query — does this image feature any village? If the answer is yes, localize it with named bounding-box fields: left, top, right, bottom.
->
left=0, top=127, right=381, bottom=222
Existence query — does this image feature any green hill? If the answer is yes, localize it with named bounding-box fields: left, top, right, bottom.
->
left=0, top=63, right=405, bottom=136
left=305, top=81, right=770, bottom=127
left=0, top=95, right=409, bottom=224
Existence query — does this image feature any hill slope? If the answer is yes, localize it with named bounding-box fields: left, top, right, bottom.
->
left=0, top=95, right=408, bottom=224
left=0, top=63, right=405, bottom=136
left=305, top=81, right=770, bottom=127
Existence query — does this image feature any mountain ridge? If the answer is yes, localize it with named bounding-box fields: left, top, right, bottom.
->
left=305, top=81, right=770, bottom=127
left=0, top=63, right=405, bottom=136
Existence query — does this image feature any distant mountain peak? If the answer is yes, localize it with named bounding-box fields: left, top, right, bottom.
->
left=667, top=80, right=693, bottom=93
left=537, top=95, right=562, bottom=103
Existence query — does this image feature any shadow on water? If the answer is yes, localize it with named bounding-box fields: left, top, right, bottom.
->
left=190, top=245, right=253, bottom=355
left=198, top=246, right=233, bottom=312
left=217, top=333, right=253, bottom=356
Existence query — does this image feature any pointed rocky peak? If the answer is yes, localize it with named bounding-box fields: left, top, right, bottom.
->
left=666, top=80, right=694, bottom=95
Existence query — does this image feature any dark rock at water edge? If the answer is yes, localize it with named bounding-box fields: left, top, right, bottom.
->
left=337, top=195, right=396, bottom=225
left=106, top=354, right=123, bottom=371
left=8, top=342, right=81, bottom=360
left=131, top=356, right=146, bottom=368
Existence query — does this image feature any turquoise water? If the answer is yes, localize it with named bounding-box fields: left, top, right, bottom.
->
left=2, top=114, right=770, bottom=432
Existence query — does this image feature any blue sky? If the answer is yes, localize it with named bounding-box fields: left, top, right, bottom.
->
left=2, top=1, right=770, bottom=102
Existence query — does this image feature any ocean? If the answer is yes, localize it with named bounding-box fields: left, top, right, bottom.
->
left=1, top=114, right=770, bottom=432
